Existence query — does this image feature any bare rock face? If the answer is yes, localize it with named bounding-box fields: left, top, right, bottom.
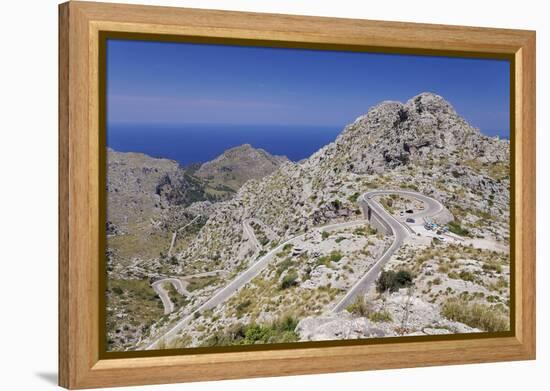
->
left=106, top=149, right=213, bottom=229
left=107, top=149, right=181, bottom=227
left=335, top=92, right=508, bottom=173
left=107, top=144, right=285, bottom=231
left=297, top=313, right=386, bottom=341
left=297, top=288, right=480, bottom=342
left=184, top=200, right=216, bottom=218
left=112, top=93, right=510, bottom=350
left=182, top=93, right=510, bottom=272
left=195, top=144, right=289, bottom=191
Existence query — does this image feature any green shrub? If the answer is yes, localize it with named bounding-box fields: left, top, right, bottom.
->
left=447, top=221, right=470, bottom=236
left=201, top=315, right=299, bottom=347
left=353, top=227, right=366, bottom=236
left=448, top=271, right=459, bottom=279
left=201, top=323, right=246, bottom=347
left=112, top=287, right=123, bottom=295
left=316, top=256, right=331, bottom=268
left=376, top=270, right=414, bottom=293
left=316, top=250, right=343, bottom=268
left=395, top=270, right=413, bottom=286
left=235, top=299, right=252, bottom=315
left=281, top=272, right=299, bottom=289
left=276, top=257, right=294, bottom=277
left=321, top=231, right=330, bottom=240
left=348, top=192, right=360, bottom=203
left=459, top=270, right=477, bottom=282
left=329, top=250, right=343, bottom=262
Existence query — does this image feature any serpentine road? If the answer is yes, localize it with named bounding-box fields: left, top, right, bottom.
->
left=152, top=278, right=191, bottom=315
left=331, top=190, right=444, bottom=312
left=146, top=190, right=444, bottom=349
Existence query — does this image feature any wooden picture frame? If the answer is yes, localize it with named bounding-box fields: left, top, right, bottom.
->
left=59, top=1, right=536, bottom=389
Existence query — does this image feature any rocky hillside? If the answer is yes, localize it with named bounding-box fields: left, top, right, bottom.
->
left=174, top=93, right=510, bottom=277
left=106, top=146, right=291, bottom=350
left=108, top=144, right=288, bottom=232
left=195, top=144, right=289, bottom=191
left=107, top=149, right=209, bottom=230
left=107, top=145, right=289, bottom=265
left=108, top=93, right=511, bottom=351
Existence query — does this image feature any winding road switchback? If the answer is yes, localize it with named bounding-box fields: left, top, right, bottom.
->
left=146, top=190, right=445, bottom=349
left=145, top=219, right=368, bottom=349
left=331, top=190, right=444, bottom=312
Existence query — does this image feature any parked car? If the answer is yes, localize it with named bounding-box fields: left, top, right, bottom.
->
left=406, top=218, right=415, bottom=223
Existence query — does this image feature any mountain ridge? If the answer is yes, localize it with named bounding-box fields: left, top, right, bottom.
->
left=106, top=92, right=511, bottom=351
left=195, top=143, right=289, bottom=191
left=176, top=92, right=509, bottom=272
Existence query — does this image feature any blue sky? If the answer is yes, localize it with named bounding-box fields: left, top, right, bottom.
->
left=107, top=39, right=510, bottom=137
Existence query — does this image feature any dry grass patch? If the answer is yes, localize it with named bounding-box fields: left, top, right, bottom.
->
left=441, top=298, right=509, bottom=332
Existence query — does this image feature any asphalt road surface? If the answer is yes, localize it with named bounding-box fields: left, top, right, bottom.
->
left=145, top=219, right=368, bottom=349
left=146, top=190, right=444, bottom=349
left=151, top=278, right=191, bottom=315
left=331, top=190, right=444, bottom=312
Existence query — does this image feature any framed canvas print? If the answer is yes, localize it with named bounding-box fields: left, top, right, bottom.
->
left=58, top=1, right=536, bottom=389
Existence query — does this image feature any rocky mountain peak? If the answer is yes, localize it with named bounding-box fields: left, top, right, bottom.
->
left=349, top=92, right=460, bottom=138
left=405, top=92, right=457, bottom=117
left=195, top=143, right=289, bottom=191
left=230, top=143, right=253, bottom=150
left=106, top=92, right=511, bottom=351
left=171, top=93, right=510, bottom=305
left=333, top=92, right=507, bottom=172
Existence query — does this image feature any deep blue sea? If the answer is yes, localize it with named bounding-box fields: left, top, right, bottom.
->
left=107, top=123, right=508, bottom=167
left=107, top=123, right=343, bottom=166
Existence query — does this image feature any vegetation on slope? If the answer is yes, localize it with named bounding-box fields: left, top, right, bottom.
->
left=201, top=315, right=299, bottom=346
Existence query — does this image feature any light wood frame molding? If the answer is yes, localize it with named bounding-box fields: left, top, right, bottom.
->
left=59, top=1, right=536, bottom=389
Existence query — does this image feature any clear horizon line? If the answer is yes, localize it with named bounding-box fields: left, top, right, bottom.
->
left=107, top=120, right=509, bottom=134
